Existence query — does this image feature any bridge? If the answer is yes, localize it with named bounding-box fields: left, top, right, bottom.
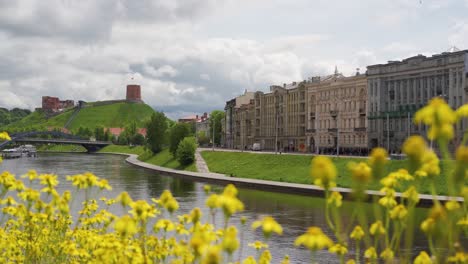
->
left=0, top=131, right=111, bottom=152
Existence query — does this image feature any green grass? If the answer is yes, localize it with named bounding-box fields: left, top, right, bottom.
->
left=201, top=151, right=458, bottom=195
left=99, top=145, right=147, bottom=155
left=1, top=102, right=155, bottom=132
left=67, top=102, right=154, bottom=130
left=37, top=144, right=87, bottom=152
left=99, top=145, right=197, bottom=172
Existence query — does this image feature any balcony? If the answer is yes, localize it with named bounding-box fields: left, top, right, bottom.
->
left=328, top=128, right=338, bottom=133
left=359, top=108, right=366, bottom=115
left=354, top=127, right=366, bottom=132
left=330, top=110, right=338, bottom=117
left=306, top=128, right=316, bottom=133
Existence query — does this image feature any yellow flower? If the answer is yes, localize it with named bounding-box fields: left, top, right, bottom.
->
left=380, top=248, right=394, bottom=261
left=329, top=243, right=348, bottom=256
left=154, top=219, right=175, bottom=232
left=447, top=252, right=468, bottom=263
left=243, top=256, right=257, bottom=264
left=190, top=207, right=202, bottom=223
left=402, top=136, right=427, bottom=162
left=294, top=226, right=333, bottom=251
left=206, top=194, right=219, bottom=209
left=217, top=184, right=244, bottom=218
left=248, top=241, right=268, bottom=250
left=445, top=200, right=461, bottom=211
left=116, top=191, right=133, bottom=207
left=0, top=131, right=11, bottom=141
left=96, top=179, right=112, bottom=190
left=114, top=215, right=137, bottom=237
left=203, top=185, right=211, bottom=194
left=259, top=250, right=272, bottom=264
left=403, top=186, right=420, bottom=204
left=39, top=174, right=59, bottom=188
left=369, top=221, right=385, bottom=236
left=252, top=216, right=283, bottom=238
left=420, top=218, right=435, bottom=234
left=222, top=226, right=239, bottom=255
left=414, top=251, right=433, bottom=264
left=364, top=247, right=377, bottom=259
left=327, top=191, right=342, bottom=208
left=201, top=246, right=222, bottom=264
left=456, top=104, right=468, bottom=118
left=390, top=204, right=408, bottom=220
left=346, top=260, right=356, bottom=264
left=455, top=145, right=468, bottom=163
left=457, top=216, right=468, bottom=228
left=369, top=147, right=388, bottom=167
left=21, top=170, right=38, bottom=181
left=310, top=156, right=337, bottom=189
left=158, top=190, right=179, bottom=213
left=129, top=200, right=157, bottom=221
left=348, top=162, right=372, bottom=183
left=414, top=98, right=456, bottom=141
left=350, top=225, right=365, bottom=241
left=378, top=195, right=397, bottom=209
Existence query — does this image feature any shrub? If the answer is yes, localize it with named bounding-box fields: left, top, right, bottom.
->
left=176, top=136, right=197, bottom=165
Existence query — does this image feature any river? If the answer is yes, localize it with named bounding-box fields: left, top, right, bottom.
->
left=0, top=152, right=430, bottom=263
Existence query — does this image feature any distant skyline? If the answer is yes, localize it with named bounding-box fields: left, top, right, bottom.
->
left=1, top=0, right=467, bottom=119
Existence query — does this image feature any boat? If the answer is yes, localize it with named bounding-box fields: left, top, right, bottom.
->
left=1, top=148, right=22, bottom=159
left=18, top=145, right=37, bottom=157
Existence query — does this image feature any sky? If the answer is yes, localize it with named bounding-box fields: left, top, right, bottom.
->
left=0, top=0, right=467, bottom=120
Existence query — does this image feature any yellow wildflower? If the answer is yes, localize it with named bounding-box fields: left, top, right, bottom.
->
left=294, top=226, right=333, bottom=251
left=379, top=195, right=397, bottom=208
left=39, top=174, right=59, bottom=188
left=203, top=185, right=211, bottom=193
left=420, top=218, right=435, bottom=234
left=280, top=255, right=290, bottom=264
left=348, top=162, right=372, bottom=183
left=310, top=156, right=337, bottom=189
left=114, top=215, right=137, bottom=237
left=364, top=247, right=377, bottom=259
left=154, top=219, right=175, bottom=232
left=402, top=136, right=427, bottom=163
left=445, top=200, right=461, bottom=211
left=369, top=220, right=385, bottom=236
left=22, top=170, right=38, bottom=181
left=369, top=147, right=388, bottom=167
left=327, top=191, right=342, bottom=208
left=190, top=207, right=202, bottom=223
left=380, top=248, right=394, bottom=261
left=252, top=216, right=283, bottom=238
left=413, top=251, right=433, bottom=264
left=329, top=243, right=348, bottom=256
left=403, top=186, right=420, bottom=204
left=243, top=256, right=257, bottom=264
left=129, top=200, right=157, bottom=221
left=456, top=104, right=468, bottom=119
left=116, top=191, right=133, bottom=207
left=447, top=252, right=468, bottom=263
left=0, top=131, right=11, bottom=140
left=350, top=225, right=365, bottom=241
left=390, top=204, right=408, bottom=220
left=222, top=226, right=239, bottom=255
left=259, top=250, right=272, bottom=264
left=201, top=246, right=222, bottom=264
left=248, top=241, right=268, bottom=250
left=206, top=194, right=219, bottom=209
left=456, top=145, right=468, bottom=163
left=346, top=260, right=356, bottom=264
left=414, top=97, right=456, bottom=141
left=457, top=216, right=468, bottom=228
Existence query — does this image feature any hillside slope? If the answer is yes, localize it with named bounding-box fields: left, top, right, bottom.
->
left=1, top=102, right=155, bottom=132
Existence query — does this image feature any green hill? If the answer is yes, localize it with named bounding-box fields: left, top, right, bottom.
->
left=1, top=102, right=155, bottom=132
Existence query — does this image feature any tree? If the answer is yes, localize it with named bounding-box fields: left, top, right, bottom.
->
left=169, top=123, right=192, bottom=156
left=146, top=111, right=168, bottom=153
left=209, top=110, right=225, bottom=146
left=132, top=133, right=145, bottom=145
left=197, top=131, right=210, bottom=146
left=176, top=136, right=197, bottom=166
left=94, top=126, right=105, bottom=141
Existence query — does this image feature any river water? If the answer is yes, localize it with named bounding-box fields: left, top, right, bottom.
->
left=0, top=153, right=430, bottom=263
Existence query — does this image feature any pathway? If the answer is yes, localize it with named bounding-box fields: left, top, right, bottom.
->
left=195, top=148, right=210, bottom=173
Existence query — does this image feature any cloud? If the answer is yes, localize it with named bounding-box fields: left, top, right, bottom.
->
left=449, top=20, right=468, bottom=48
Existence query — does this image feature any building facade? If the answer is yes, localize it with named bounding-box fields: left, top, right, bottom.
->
left=367, top=49, right=468, bottom=153
left=42, top=96, right=74, bottom=112
left=306, top=73, right=368, bottom=155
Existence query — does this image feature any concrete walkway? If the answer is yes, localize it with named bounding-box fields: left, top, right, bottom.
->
left=195, top=148, right=210, bottom=173
left=99, top=153, right=461, bottom=207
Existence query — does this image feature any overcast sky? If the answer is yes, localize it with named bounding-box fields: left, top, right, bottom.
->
left=0, top=0, right=467, bottom=119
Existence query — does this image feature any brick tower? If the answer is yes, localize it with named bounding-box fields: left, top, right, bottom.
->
left=126, top=84, right=142, bottom=102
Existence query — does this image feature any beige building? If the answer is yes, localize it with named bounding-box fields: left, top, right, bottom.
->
left=306, top=72, right=368, bottom=155
left=224, top=75, right=369, bottom=153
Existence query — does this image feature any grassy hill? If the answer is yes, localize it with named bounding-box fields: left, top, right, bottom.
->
left=1, top=102, right=155, bottom=132
left=67, top=102, right=155, bottom=130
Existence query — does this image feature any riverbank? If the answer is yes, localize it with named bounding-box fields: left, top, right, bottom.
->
left=98, top=145, right=197, bottom=172
left=118, top=153, right=461, bottom=207
left=200, top=149, right=456, bottom=196
left=37, top=144, right=86, bottom=152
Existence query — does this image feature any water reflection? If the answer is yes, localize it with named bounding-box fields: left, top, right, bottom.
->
left=1, top=152, right=434, bottom=263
